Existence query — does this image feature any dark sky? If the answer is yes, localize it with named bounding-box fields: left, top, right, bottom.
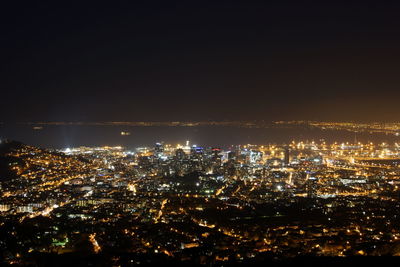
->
left=2, top=1, right=400, bottom=122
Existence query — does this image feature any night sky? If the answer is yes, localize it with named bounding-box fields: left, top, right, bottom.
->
left=2, top=1, right=400, bottom=123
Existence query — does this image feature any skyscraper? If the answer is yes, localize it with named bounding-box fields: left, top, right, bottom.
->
left=284, top=147, right=290, bottom=166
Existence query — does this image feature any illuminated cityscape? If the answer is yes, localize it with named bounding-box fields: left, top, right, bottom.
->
left=2, top=137, right=400, bottom=264
left=3, top=0, right=400, bottom=265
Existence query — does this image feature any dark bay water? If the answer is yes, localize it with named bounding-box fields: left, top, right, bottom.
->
left=1, top=124, right=399, bottom=149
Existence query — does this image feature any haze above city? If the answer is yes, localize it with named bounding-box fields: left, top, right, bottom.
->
left=2, top=1, right=400, bottom=123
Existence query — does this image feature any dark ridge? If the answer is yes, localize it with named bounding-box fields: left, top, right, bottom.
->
left=0, top=140, right=25, bottom=181
left=0, top=139, right=25, bottom=155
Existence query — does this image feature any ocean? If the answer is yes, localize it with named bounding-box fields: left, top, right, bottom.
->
left=0, top=123, right=398, bottom=149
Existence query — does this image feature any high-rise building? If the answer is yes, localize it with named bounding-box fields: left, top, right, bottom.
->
left=175, top=148, right=186, bottom=161
left=284, top=147, right=290, bottom=166
left=155, top=142, right=164, bottom=154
